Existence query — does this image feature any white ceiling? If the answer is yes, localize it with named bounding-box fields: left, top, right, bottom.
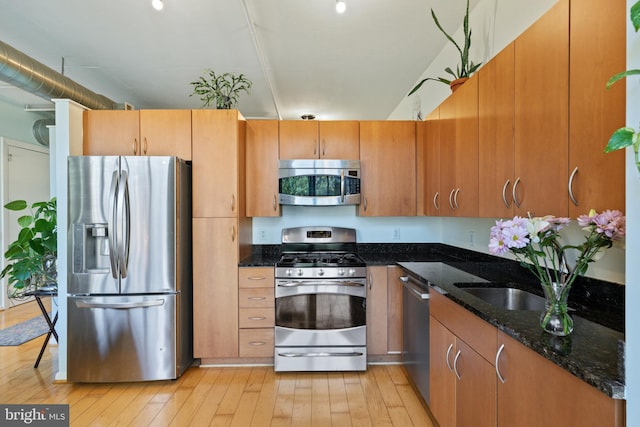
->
left=0, top=0, right=479, bottom=120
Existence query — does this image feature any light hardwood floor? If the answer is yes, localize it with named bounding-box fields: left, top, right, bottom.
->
left=0, top=301, right=435, bottom=426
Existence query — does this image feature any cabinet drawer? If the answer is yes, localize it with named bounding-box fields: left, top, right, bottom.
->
left=430, top=289, right=497, bottom=363
left=239, top=288, right=274, bottom=308
left=239, top=267, right=274, bottom=288
left=239, top=307, right=275, bottom=328
left=239, top=329, right=274, bottom=358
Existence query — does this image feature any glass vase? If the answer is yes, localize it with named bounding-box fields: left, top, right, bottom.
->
left=539, top=281, right=573, bottom=336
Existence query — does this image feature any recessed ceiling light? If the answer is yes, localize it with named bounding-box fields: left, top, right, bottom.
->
left=301, top=114, right=316, bottom=120
left=152, top=0, right=163, bottom=11
left=336, top=0, right=346, bottom=14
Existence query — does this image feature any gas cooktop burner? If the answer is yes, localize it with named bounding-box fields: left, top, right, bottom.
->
left=277, top=252, right=365, bottom=268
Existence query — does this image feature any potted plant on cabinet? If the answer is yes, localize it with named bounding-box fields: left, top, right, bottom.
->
left=408, top=0, right=481, bottom=96
left=0, top=198, right=57, bottom=300
left=605, top=0, right=640, bottom=174
left=189, top=70, right=252, bottom=109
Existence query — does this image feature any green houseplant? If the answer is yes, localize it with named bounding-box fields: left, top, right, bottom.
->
left=605, top=0, right=640, bottom=173
left=0, top=198, right=57, bottom=299
left=189, top=70, right=252, bottom=109
left=408, top=0, right=482, bottom=96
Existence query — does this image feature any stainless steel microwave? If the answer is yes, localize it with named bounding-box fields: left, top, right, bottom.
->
left=278, top=159, right=361, bottom=206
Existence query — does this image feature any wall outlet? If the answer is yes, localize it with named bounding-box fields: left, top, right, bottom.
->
left=258, top=230, right=266, bottom=241
left=392, top=227, right=400, bottom=241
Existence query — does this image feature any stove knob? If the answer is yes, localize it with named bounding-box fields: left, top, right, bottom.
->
left=318, top=269, right=324, bottom=276
left=348, top=268, right=356, bottom=276
left=337, top=268, right=345, bottom=276
left=286, top=269, right=293, bottom=277
left=296, top=269, right=304, bottom=277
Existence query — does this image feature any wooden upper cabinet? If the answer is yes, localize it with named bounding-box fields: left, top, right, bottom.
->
left=192, top=109, right=244, bottom=218
left=568, top=0, right=625, bottom=216
left=139, top=110, right=191, bottom=160
left=453, top=75, right=479, bottom=217
left=359, top=121, right=416, bottom=216
left=279, top=120, right=359, bottom=159
left=318, top=121, right=359, bottom=159
left=83, top=109, right=191, bottom=159
left=83, top=110, right=139, bottom=155
left=246, top=120, right=281, bottom=217
left=514, top=0, right=569, bottom=217
left=478, top=42, right=516, bottom=218
left=439, top=95, right=457, bottom=216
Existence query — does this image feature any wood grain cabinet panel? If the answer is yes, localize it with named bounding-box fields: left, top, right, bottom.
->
left=514, top=0, right=569, bottom=217
left=359, top=121, right=416, bottom=216
left=83, top=109, right=191, bottom=159
left=239, top=329, right=275, bottom=358
left=246, top=120, right=280, bottom=217
left=279, top=120, right=359, bottom=159
left=568, top=0, right=626, bottom=215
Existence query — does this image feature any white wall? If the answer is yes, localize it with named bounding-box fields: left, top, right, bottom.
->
left=625, top=0, right=640, bottom=420
left=388, top=0, right=557, bottom=121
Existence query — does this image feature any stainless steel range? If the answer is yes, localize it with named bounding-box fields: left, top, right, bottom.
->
left=274, top=226, right=367, bottom=372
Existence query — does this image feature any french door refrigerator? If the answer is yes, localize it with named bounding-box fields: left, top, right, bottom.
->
left=67, top=156, right=192, bottom=382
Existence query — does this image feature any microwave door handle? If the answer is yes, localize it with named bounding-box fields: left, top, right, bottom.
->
left=340, top=169, right=345, bottom=203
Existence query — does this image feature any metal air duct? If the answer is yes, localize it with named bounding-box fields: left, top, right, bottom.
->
left=0, top=40, right=118, bottom=110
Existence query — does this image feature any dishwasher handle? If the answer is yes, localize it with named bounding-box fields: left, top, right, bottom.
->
left=399, top=276, right=430, bottom=300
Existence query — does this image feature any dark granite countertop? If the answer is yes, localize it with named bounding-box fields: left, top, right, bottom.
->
left=398, top=261, right=625, bottom=400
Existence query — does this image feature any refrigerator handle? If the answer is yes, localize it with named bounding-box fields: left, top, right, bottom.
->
left=108, top=170, right=119, bottom=279
left=117, top=170, right=131, bottom=279
left=75, top=299, right=165, bottom=309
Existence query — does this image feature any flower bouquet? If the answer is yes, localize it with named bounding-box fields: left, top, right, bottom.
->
left=488, top=209, right=625, bottom=336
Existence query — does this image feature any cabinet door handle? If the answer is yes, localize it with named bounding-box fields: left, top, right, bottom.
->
left=231, top=194, right=236, bottom=212
left=453, top=188, right=460, bottom=209
left=502, top=179, right=511, bottom=208
left=445, top=343, right=454, bottom=372
left=448, top=188, right=456, bottom=210
left=273, top=195, right=277, bottom=211
left=368, top=272, right=373, bottom=290
left=453, top=349, right=462, bottom=380
left=495, top=343, right=506, bottom=384
left=231, top=225, right=236, bottom=242
left=132, top=138, right=138, bottom=155
left=322, top=139, right=326, bottom=157
left=512, top=177, right=521, bottom=208
left=363, top=198, right=368, bottom=211
left=143, top=137, right=148, bottom=155
left=568, top=166, right=579, bottom=206
left=433, top=191, right=440, bottom=211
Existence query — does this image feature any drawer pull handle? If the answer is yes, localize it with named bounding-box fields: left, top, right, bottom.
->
left=248, top=297, right=266, bottom=300
left=496, top=344, right=506, bottom=384
left=249, top=341, right=266, bottom=346
left=248, top=317, right=267, bottom=321
left=248, top=276, right=267, bottom=280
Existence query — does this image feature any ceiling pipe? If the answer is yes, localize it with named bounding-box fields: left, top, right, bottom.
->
left=0, top=40, right=119, bottom=110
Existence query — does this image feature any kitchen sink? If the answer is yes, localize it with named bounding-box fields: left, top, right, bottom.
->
left=461, top=287, right=546, bottom=311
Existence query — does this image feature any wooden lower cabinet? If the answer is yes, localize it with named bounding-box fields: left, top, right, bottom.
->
left=238, top=267, right=275, bottom=359
left=497, top=331, right=625, bottom=427
left=430, top=290, right=624, bottom=427
left=366, top=266, right=403, bottom=358
left=430, top=290, right=496, bottom=427
left=193, top=217, right=239, bottom=359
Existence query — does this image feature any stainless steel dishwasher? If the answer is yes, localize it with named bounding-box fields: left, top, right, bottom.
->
left=399, top=272, right=430, bottom=405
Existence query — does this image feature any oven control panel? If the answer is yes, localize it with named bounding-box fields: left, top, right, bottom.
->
left=276, top=266, right=367, bottom=279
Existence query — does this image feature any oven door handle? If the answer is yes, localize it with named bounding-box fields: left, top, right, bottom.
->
left=277, top=351, right=364, bottom=358
left=277, top=280, right=366, bottom=287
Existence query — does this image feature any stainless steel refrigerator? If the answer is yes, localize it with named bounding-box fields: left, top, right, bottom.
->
left=67, top=156, right=192, bottom=383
